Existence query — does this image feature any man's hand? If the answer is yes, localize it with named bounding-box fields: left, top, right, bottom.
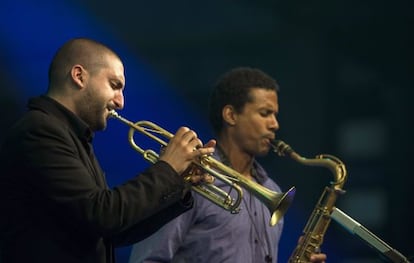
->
left=183, top=139, right=216, bottom=184
left=159, top=127, right=215, bottom=175
left=310, top=253, right=327, bottom=263
left=296, top=236, right=327, bottom=263
left=183, top=166, right=215, bottom=184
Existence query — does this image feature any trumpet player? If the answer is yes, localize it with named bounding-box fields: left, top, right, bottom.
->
left=129, top=67, right=327, bottom=263
left=0, top=38, right=216, bottom=263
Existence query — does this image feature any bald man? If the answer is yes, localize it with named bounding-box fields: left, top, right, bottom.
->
left=0, top=38, right=215, bottom=263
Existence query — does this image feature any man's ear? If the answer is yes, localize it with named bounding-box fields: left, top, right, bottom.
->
left=71, top=64, right=87, bottom=89
left=222, top=105, right=237, bottom=126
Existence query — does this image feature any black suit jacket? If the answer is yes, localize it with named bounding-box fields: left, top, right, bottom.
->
left=0, top=96, right=192, bottom=263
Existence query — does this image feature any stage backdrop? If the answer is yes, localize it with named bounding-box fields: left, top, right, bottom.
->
left=1, top=0, right=412, bottom=262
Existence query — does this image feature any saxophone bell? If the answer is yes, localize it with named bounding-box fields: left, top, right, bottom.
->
left=271, top=139, right=347, bottom=263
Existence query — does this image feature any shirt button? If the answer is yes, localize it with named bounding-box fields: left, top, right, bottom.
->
left=254, top=239, right=258, bottom=244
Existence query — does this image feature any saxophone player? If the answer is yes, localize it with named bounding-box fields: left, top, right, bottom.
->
left=129, top=67, right=327, bottom=263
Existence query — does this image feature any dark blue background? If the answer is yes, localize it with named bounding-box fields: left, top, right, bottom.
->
left=1, top=1, right=412, bottom=262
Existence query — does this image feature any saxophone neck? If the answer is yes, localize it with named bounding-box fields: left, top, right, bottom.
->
left=271, top=140, right=347, bottom=190
left=274, top=139, right=349, bottom=263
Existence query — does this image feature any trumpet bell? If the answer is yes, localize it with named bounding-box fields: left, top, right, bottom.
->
left=202, top=155, right=296, bottom=226
left=269, top=186, right=296, bottom=226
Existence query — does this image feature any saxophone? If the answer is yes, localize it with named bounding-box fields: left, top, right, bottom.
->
left=271, top=140, right=347, bottom=263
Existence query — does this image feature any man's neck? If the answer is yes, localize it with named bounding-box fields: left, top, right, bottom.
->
left=46, top=87, right=78, bottom=115
left=217, top=138, right=255, bottom=180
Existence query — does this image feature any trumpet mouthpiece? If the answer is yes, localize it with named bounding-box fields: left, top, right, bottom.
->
left=108, top=110, right=119, bottom=118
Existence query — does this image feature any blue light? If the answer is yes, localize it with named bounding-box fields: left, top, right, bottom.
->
left=1, top=2, right=210, bottom=261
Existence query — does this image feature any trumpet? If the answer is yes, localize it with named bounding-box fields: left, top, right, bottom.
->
left=109, top=110, right=296, bottom=226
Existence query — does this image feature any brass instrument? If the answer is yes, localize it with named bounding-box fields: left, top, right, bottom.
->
left=271, top=139, right=347, bottom=263
left=109, top=110, right=296, bottom=226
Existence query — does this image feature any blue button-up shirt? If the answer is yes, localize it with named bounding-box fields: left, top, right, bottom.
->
left=129, top=153, right=284, bottom=263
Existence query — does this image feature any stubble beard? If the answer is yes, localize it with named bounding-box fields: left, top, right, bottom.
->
left=88, top=106, right=107, bottom=131
left=254, top=139, right=271, bottom=157
left=79, top=93, right=107, bottom=132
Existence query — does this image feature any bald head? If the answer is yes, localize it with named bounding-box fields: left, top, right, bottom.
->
left=47, top=38, right=120, bottom=92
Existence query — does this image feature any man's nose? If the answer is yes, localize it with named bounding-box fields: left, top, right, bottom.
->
left=113, top=91, right=124, bottom=110
left=270, top=115, right=279, bottom=131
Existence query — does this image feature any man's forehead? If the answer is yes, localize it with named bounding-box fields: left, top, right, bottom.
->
left=249, top=89, right=277, bottom=101
left=104, top=56, right=125, bottom=79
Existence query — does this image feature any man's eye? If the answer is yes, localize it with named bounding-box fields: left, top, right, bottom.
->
left=111, top=82, right=122, bottom=90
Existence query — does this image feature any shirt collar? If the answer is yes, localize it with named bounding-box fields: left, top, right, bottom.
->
left=214, top=143, right=268, bottom=184
left=27, top=95, right=94, bottom=143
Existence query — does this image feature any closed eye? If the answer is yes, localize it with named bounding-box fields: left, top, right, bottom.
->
left=110, top=79, right=124, bottom=90
left=260, top=110, right=275, bottom=117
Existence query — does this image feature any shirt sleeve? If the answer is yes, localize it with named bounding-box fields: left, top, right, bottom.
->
left=128, top=199, right=196, bottom=263
left=110, top=190, right=193, bottom=247
left=10, top=112, right=192, bottom=238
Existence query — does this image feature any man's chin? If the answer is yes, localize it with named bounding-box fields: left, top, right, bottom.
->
left=91, top=120, right=107, bottom=132
left=255, top=150, right=270, bottom=157
left=257, top=146, right=271, bottom=156
left=99, top=121, right=108, bottom=131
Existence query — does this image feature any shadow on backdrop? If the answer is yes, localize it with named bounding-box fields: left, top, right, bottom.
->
left=1, top=0, right=412, bottom=262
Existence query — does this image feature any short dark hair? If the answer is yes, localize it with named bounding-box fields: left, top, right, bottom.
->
left=208, top=67, right=279, bottom=135
left=48, top=38, right=119, bottom=89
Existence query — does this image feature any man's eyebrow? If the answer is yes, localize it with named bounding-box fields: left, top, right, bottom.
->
left=111, top=78, right=124, bottom=89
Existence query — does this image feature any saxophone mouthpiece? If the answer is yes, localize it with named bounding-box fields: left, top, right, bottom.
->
left=270, top=139, right=294, bottom=157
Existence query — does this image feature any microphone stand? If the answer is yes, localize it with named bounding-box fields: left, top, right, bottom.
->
left=330, top=207, right=411, bottom=263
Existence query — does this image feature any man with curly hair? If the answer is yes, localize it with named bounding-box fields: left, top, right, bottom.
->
left=129, top=67, right=327, bottom=263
